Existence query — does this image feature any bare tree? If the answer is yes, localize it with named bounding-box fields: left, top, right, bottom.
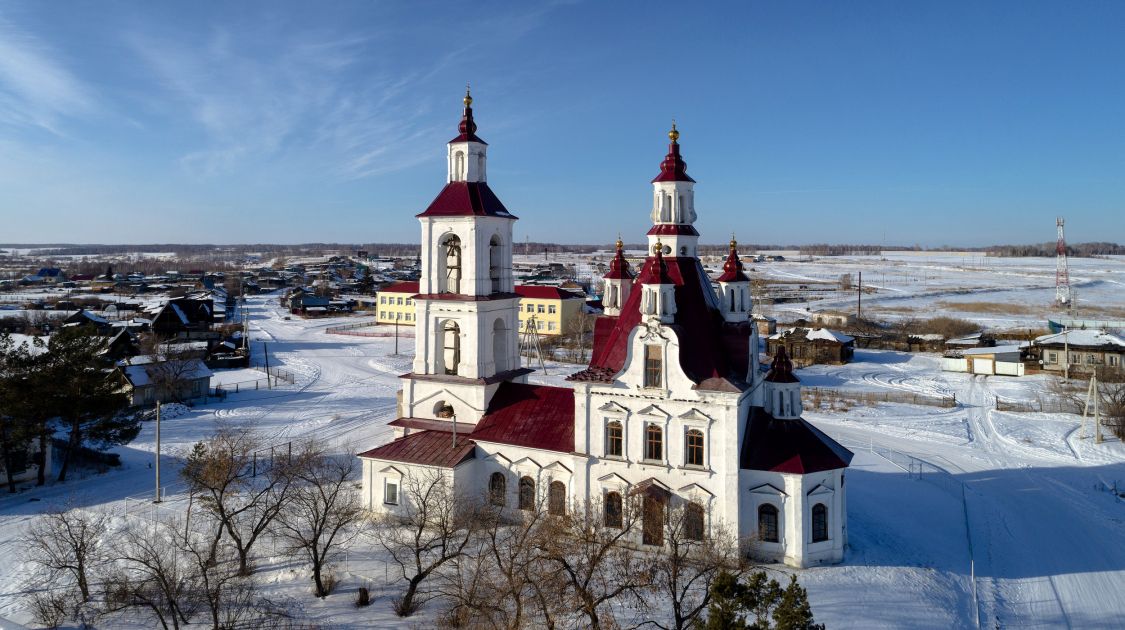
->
left=646, top=503, right=744, bottom=630
left=539, top=493, right=657, bottom=630
left=371, top=467, right=486, bottom=616
left=180, top=426, right=294, bottom=574
left=22, top=506, right=109, bottom=603
left=105, top=522, right=197, bottom=630
left=139, top=335, right=207, bottom=404
left=275, top=442, right=363, bottom=598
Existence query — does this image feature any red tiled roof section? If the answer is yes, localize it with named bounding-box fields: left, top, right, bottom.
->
left=572, top=257, right=747, bottom=388
left=740, top=408, right=852, bottom=474
left=381, top=281, right=420, bottom=294
left=469, top=382, right=574, bottom=453
left=358, top=430, right=476, bottom=468
left=515, top=286, right=585, bottom=300
left=417, top=182, right=517, bottom=219
left=646, top=224, right=699, bottom=236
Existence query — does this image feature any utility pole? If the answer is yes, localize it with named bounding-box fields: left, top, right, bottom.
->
left=1063, top=330, right=1070, bottom=380
left=394, top=314, right=400, bottom=355
left=451, top=414, right=457, bottom=448
left=154, top=401, right=162, bottom=503
left=263, top=341, right=271, bottom=388
left=857, top=271, right=862, bottom=320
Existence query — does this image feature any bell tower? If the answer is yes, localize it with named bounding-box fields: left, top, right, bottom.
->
left=648, top=122, right=699, bottom=258
left=404, top=88, right=528, bottom=425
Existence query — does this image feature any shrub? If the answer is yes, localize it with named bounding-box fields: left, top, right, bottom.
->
left=355, top=586, right=371, bottom=608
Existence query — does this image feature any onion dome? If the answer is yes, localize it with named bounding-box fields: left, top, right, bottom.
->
left=652, top=121, right=695, bottom=183
left=638, top=240, right=675, bottom=285
left=451, top=84, right=487, bottom=144
left=716, top=235, right=750, bottom=282
left=765, top=346, right=799, bottom=383
left=604, top=237, right=634, bottom=280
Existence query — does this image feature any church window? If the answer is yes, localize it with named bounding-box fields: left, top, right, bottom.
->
left=758, top=504, right=779, bottom=542
left=548, top=481, right=566, bottom=516
left=642, top=494, right=665, bottom=545
left=489, top=472, right=506, bottom=506
left=812, top=503, right=828, bottom=542
left=605, top=421, right=623, bottom=457
left=685, top=502, right=705, bottom=541
left=645, top=424, right=663, bottom=461
left=443, top=321, right=461, bottom=375
left=644, top=345, right=662, bottom=388
left=454, top=150, right=466, bottom=181
left=383, top=479, right=399, bottom=505
left=519, top=476, right=535, bottom=511
left=685, top=429, right=704, bottom=467
left=604, top=492, right=623, bottom=528
left=729, top=290, right=735, bottom=312
left=489, top=236, right=502, bottom=293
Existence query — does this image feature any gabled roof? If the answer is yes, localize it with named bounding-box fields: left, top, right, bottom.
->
left=740, top=407, right=852, bottom=474
left=358, top=430, right=476, bottom=468
left=569, top=256, right=750, bottom=390
left=380, top=281, right=420, bottom=294
left=1035, top=329, right=1125, bottom=349
left=469, top=382, right=574, bottom=453
left=770, top=327, right=854, bottom=344
left=416, top=182, right=516, bottom=219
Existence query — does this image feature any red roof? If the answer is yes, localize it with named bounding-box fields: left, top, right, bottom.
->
left=652, top=139, right=695, bottom=183
left=381, top=281, right=419, bottom=294
left=469, top=382, right=574, bottom=453
left=637, top=250, right=674, bottom=285
left=450, top=102, right=487, bottom=144
left=646, top=224, right=699, bottom=236
left=604, top=241, right=634, bottom=280
left=515, top=285, right=585, bottom=300
left=716, top=243, right=750, bottom=283
left=765, top=346, right=799, bottom=383
left=570, top=256, right=749, bottom=390
left=417, top=182, right=517, bottom=219
left=740, top=408, right=852, bottom=473
left=358, top=430, right=476, bottom=468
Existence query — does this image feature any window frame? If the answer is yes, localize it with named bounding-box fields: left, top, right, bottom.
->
left=811, top=503, right=829, bottom=543
left=684, top=429, right=705, bottom=468
left=605, top=420, right=624, bottom=458
left=383, top=478, right=399, bottom=506
left=644, top=423, right=664, bottom=462
left=684, top=502, right=705, bottom=541
left=758, top=503, right=779, bottom=543
left=643, top=345, right=663, bottom=389
left=548, top=481, right=566, bottom=516
left=489, top=472, right=506, bottom=507
left=604, top=491, right=623, bottom=528
left=518, top=476, right=535, bottom=511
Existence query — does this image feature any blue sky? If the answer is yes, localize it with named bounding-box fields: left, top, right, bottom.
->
left=1, top=1, right=1123, bottom=246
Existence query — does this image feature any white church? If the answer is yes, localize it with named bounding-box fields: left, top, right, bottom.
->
left=358, top=91, right=852, bottom=568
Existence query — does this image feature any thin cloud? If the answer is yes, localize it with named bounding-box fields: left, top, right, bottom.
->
left=0, top=16, right=95, bottom=134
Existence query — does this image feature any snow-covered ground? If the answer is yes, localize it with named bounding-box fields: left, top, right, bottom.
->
left=0, top=293, right=1123, bottom=628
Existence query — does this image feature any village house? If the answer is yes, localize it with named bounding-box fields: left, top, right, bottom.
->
left=767, top=327, right=855, bottom=368
left=357, top=95, right=851, bottom=568
left=1033, top=329, right=1125, bottom=376
left=117, top=357, right=213, bottom=406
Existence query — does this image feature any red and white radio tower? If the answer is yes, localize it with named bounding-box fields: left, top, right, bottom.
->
left=1055, top=217, right=1071, bottom=305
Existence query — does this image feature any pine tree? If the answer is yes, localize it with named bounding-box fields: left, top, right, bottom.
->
left=695, top=570, right=748, bottom=630
left=773, top=575, right=824, bottom=630
left=744, top=571, right=783, bottom=630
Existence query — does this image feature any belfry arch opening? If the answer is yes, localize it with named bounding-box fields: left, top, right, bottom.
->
left=441, top=320, right=461, bottom=376
left=439, top=234, right=462, bottom=294
left=454, top=150, right=466, bottom=181
left=493, top=317, right=509, bottom=373
left=489, top=235, right=503, bottom=293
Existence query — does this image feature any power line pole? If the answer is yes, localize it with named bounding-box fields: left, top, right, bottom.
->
left=154, top=401, right=162, bottom=503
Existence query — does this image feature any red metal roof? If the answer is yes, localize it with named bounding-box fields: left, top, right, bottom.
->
left=381, top=281, right=419, bottom=294
left=765, top=346, right=799, bottom=383
left=646, top=224, right=699, bottom=236
left=637, top=250, right=675, bottom=285
left=358, top=430, right=476, bottom=468
left=716, top=243, right=750, bottom=283
left=740, top=408, right=852, bottom=474
left=417, top=182, right=517, bottom=219
left=469, top=382, right=574, bottom=453
left=515, top=285, right=585, bottom=300
left=449, top=101, right=487, bottom=144
left=570, top=256, right=750, bottom=389
left=652, top=139, right=695, bottom=183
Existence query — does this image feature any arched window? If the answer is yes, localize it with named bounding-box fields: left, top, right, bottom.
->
left=493, top=318, right=509, bottom=373
left=645, top=424, right=663, bottom=461
left=489, top=472, right=506, bottom=506
left=685, top=429, right=704, bottom=467
left=758, top=504, right=779, bottom=543
left=604, top=492, right=623, bottom=528
left=518, top=476, right=535, bottom=511
left=454, top=150, right=466, bottom=181
left=642, top=495, right=665, bottom=546
left=729, top=290, right=735, bottom=312
left=605, top=421, right=623, bottom=457
left=442, top=321, right=460, bottom=376
left=812, top=503, right=828, bottom=542
left=685, top=502, right=705, bottom=541
left=441, top=235, right=462, bottom=294
left=489, top=235, right=502, bottom=293
left=548, top=481, right=566, bottom=516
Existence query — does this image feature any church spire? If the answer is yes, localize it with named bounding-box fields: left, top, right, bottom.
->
left=653, top=121, right=694, bottom=184
left=447, top=86, right=488, bottom=183
left=648, top=122, right=699, bottom=257
left=601, top=236, right=634, bottom=317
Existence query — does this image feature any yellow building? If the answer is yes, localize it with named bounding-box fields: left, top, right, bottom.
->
left=374, top=282, right=585, bottom=336
left=374, top=281, right=419, bottom=324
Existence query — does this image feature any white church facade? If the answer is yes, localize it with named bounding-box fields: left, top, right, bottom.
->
left=358, top=91, right=852, bottom=568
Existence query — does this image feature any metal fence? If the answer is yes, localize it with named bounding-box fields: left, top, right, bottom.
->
left=994, top=395, right=1079, bottom=414
left=325, top=320, right=412, bottom=338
